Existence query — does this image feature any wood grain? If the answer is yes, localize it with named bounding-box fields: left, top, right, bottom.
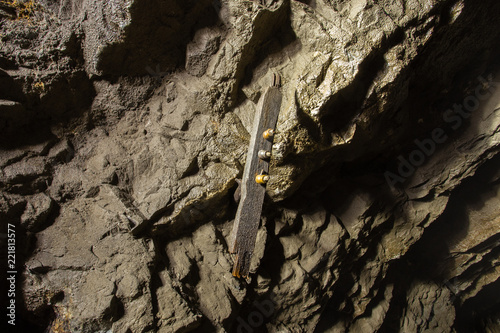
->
left=230, top=84, right=282, bottom=278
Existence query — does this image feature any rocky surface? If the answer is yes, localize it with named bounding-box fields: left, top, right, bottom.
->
left=1, top=0, right=499, bottom=332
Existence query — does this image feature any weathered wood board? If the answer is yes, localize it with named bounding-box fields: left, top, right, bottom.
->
left=229, top=80, right=282, bottom=278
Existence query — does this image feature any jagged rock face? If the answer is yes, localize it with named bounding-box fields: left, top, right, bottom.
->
left=1, top=0, right=499, bottom=332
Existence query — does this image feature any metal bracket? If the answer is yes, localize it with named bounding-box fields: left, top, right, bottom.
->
left=229, top=73, right=283, bottom=278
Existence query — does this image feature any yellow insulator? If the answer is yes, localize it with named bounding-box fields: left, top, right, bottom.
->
left=255, top=174, right=270, bottom=184
left=263, top=129, right=275, bottom=140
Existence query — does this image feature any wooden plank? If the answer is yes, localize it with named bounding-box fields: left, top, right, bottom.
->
left=230, top=78, right=282, bottom=278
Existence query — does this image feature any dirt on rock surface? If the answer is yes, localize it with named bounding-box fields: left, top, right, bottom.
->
left=1, top=0, right=500, bottom=332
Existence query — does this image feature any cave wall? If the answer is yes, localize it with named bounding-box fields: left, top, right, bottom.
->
left=0, top=0, right=499, bottom=332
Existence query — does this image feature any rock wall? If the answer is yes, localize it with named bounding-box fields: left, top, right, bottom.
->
left=0, top=0, right=499, bottom=332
